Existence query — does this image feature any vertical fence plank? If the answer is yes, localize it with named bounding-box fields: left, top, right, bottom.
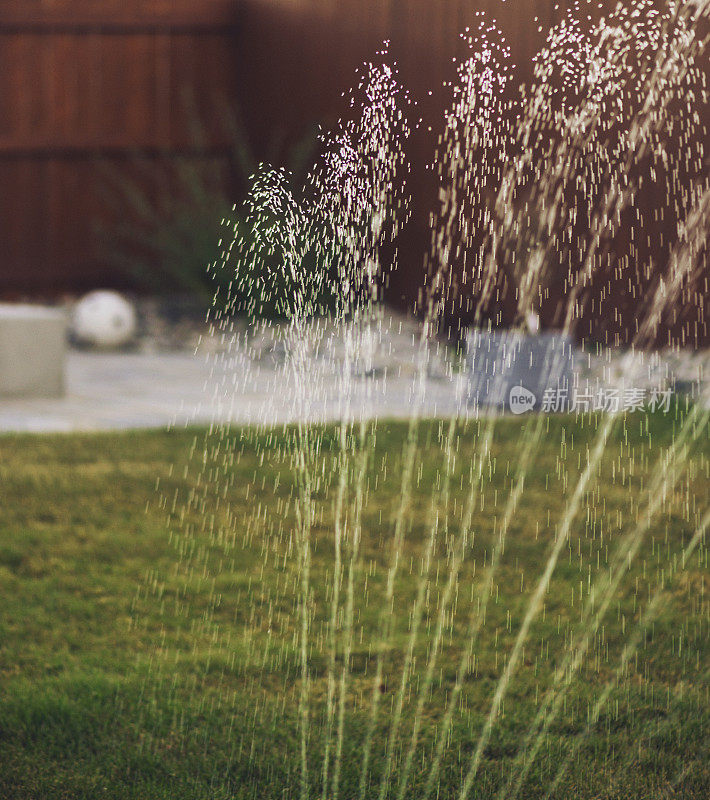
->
left=0, top=2, right=240, bottom=293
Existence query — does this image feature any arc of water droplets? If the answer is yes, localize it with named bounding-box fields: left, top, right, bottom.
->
left=373, top=23, right=513, bottom=800
left=543, top=505, right=710, bottom=798
left=408, top=4, right=709, bottom=798
left=497, top=181, right=710, bottom=800
left=202, top=44, right=414, bottom=800
left=152, top=2, right=710, bottom=798
left=370, top=6, right=706, bottom=800
left=499, top=407, right=708, bottom=800
left=349, top=3, right=705, bottom=797
left=453, top=7, right=710, bottom=797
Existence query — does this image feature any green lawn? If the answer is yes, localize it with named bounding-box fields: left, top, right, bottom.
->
left=0, top=411, right=708, bottom=799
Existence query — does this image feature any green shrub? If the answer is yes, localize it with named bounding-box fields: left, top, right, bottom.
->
left=99, top=95, right=318, bottom=316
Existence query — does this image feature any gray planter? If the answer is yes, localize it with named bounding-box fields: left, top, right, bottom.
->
left=465, top=329, right=575, bottom=412
left=0, top=304, right=66, bottom=398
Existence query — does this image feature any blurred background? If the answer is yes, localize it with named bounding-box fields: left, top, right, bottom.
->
left=0, top=0, right=708, bottom=347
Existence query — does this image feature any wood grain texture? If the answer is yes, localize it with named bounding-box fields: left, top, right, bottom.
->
left=0, top=0, right=707, bottom=347
left=0, top=1, right=241, bottom=29
left=0, top=2, right=239, bottom=293
left=232, top=0, right=709, bottom=345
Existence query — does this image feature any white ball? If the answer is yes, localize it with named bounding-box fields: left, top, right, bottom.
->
left=72, top=291, right=137, bottom=348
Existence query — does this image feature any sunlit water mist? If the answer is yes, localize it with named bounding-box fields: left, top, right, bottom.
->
left=138, top=3, right=709, bottom=798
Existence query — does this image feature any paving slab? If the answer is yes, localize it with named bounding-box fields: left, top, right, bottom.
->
left=0, top=348, right=469, bottom=433
left=0, top=304, right=66, bottom=398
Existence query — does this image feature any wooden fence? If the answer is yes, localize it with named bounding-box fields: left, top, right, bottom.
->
left=0, top=1, right=240, bottom=292
left=234, top=0, right=709, bottom=345
left=0, top=0, right=707, bottom=344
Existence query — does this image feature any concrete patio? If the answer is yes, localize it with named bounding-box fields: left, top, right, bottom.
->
left=0, top=349, right=468, bottom=433
left=0, top=311, right=707, bottom=433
